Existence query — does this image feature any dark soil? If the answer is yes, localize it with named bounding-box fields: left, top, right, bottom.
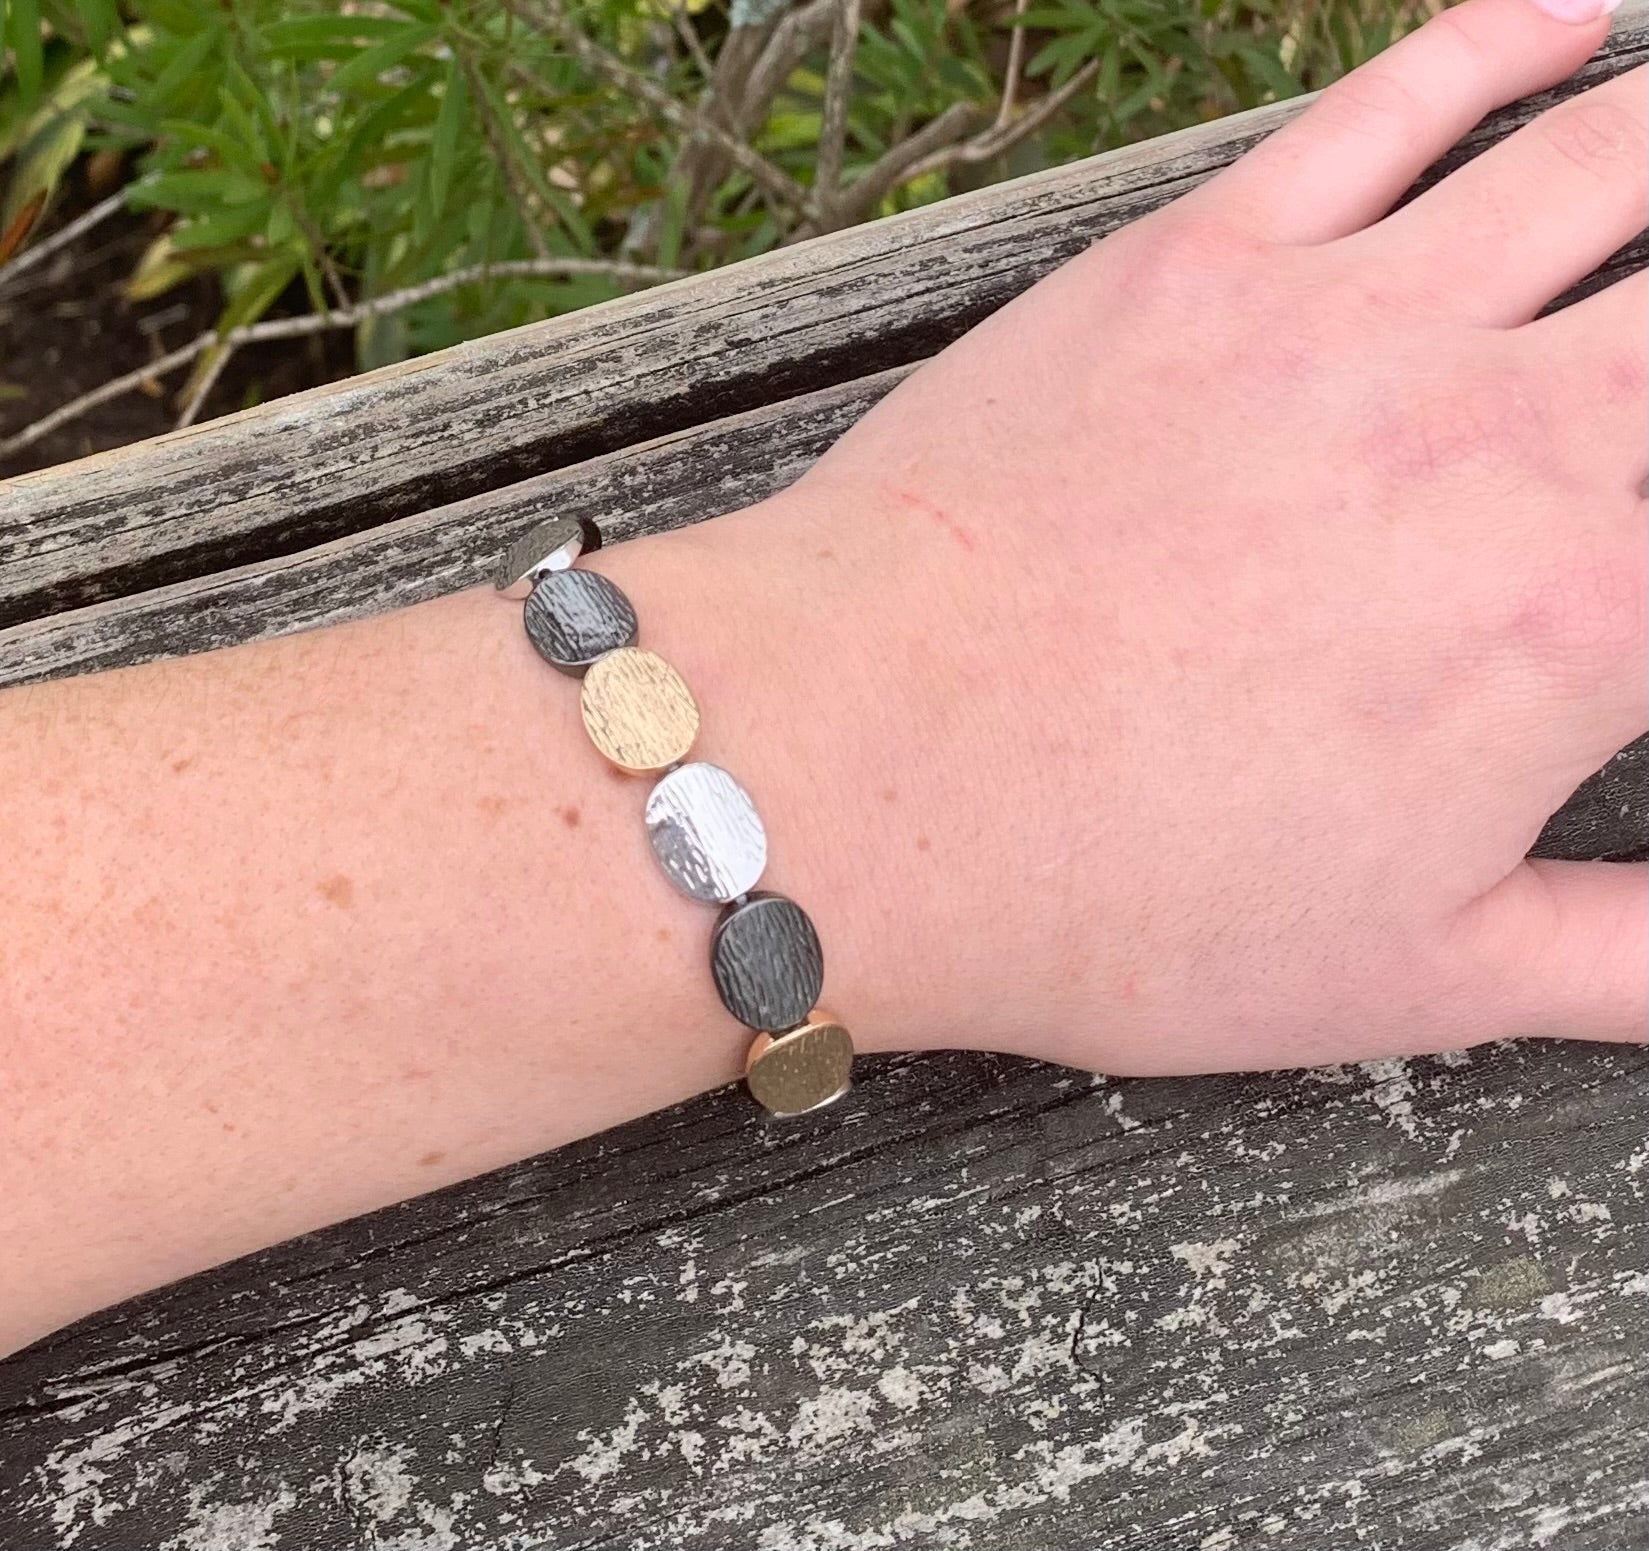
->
left=0, top=168, right=353, bottom=481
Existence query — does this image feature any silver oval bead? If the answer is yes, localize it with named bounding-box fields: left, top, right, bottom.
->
left=495, top=517, right=595, bottom=599
left=644, top=762, right=767, bottom=904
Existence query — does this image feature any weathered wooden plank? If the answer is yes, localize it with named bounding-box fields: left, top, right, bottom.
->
left=1, top=1042, right=1643, bottom=1549
left=0, top=367, right=906, bottom=689
left=1, top=5, right=1645, bottom=627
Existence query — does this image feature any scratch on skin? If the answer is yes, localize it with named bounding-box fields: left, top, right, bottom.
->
left=889, top=486, right=975, bottom=553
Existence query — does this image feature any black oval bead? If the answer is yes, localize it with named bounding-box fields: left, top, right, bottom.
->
left=710, top=892, right=824, bottom=1033
left=523, top=569, right=638, bottom=676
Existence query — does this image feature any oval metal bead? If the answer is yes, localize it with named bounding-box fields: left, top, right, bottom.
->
left=495, top=516, right=598, bottom=599
left=745, top=1016, right=853, bottom=1116
left=644, top=763, right=767, bottom=904
left=579, top=647, right=699, bottom=774
left=711, top=891, right=823, bottom=1032
left=523, top=568, right=638, bottom=676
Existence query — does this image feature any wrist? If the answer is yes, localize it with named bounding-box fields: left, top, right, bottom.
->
left=584, top=480, right=1063, bottom=1066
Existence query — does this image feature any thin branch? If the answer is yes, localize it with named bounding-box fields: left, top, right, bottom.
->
left=175, top=342, right=236, bottom=429
left=669, top=0, right=715, bottom=82
left=903, top=60, right=1100, bottom=186
left=1, top=257, right=687, bottom=461
left=647, top=0, right=836, bottom=258
left=802, top=101, right=982, bottom=236
left=742, top=0, right=838, bottom=118
left=0, top=190, right=126, bottom=295
left=996, top=0, right=1030, bottom=132
left=1, top=333, right=212, bottom=460
left=250, top=257, right=688, bottom=337
left=813, top=0, right=863, bottom=220
left=514, top=0, right=810, bottom=216
left=462, top=50, right=554, bottom=261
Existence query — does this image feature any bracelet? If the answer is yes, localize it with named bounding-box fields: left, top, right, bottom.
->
left=496, top=516, right=856, bottom=1117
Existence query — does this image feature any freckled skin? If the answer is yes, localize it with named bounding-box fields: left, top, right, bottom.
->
left=0, top=0, right=1643, bottom=1358
left=318, top=875, right=354, bottom=909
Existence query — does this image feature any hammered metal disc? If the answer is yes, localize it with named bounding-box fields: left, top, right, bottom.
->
left=711, top=892, right=823, bottom=1031
left=745, top=1017, right=854, bottom=1116
left=644, top=762, right=767, bottom=903
left=494, top=517, right=598, bottom=599
left=580, top=647, right=699, bottom=774
left=523, top=569, right=638, bottom=676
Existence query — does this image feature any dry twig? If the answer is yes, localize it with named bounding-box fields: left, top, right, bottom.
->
left=798, top=101, right=983, bottom=236
left=516, top=0, right=811, bottom=217
left=902, top=59, right=1100, bottom=186
left=174, top=342, right=236, bottom=430
left=669, top=0, right=716, bottom=81
left=650, top=0, right=837, bottom=258
left=463, top=54, right=554, bottom=261
left=996, top=0, right=1030, bottom=131
left=1, top=256, right=686, bottom=460
left=813, top=0, right=864, bottom=227
left=0, top=191, right=127, bottom=296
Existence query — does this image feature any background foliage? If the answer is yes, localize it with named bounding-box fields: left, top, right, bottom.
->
left=0, top=0, right=1433, bottom=403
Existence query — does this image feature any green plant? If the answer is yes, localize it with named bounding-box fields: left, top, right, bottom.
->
left=0, top=0, right=1433, bottom=435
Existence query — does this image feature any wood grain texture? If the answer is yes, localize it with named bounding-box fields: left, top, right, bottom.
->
left=1, top=4, right=1646, bottom=626
left=0, top=1044, right=1643, bottom=1549
left=0, top=13, right=1646, bottom=1548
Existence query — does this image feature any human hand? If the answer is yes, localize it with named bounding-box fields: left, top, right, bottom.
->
left=658, top=0, right=1646, bottom=1075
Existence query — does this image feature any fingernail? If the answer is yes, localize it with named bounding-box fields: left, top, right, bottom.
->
left=1527, top=0, right=1620, bottom=21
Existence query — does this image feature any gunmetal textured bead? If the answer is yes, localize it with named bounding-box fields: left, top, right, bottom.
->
left=645, top=763, right=767, bottom=904
left=745, top=1016, right=854, bottom=1116
left=495, top=516, right=598, bottom=599
left=523, top=568, right=638, bottom=676
left=711, top=891, right=824, bottom=1032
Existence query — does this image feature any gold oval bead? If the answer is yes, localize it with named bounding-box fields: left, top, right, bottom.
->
left=745, top=1015, right=854, bottom=1117
left=579, top=647, right=700, bottom=775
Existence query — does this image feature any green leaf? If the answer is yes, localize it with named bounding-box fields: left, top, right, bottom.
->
left=425, top=54, right=467, bottom=220
left=157, top=116, right=266, bottom=176
left=262, top=14, right=419, bottom=58
left=150, top=24, right=222, bottom=104
left=307, top=67, right=436, bottom=209
left=128, top=166, right=269, bottom=213
left=0, top=83, right=86, bottom=234
left=222, top=59, right=284, bottom=158
left=7, top=0, right=44, bottom=109
left=171, top=199, right=274, bottom=249
left=77, top=0, right=123, bottom=57
left=326, top=21, right=439, bottom=98
left=175, top=248, right=300, bottom=408
left=474, top=73, right=595, bottom=252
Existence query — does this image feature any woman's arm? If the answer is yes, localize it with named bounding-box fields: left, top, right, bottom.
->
left=2, top=0, right=1643, bottom=1358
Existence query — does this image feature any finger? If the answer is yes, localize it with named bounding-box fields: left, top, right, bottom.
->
left=1455, top=859, right=1648, bottom=1044
left=1208, top=0, right=1608, bottom=245
left=1352, top=65, right=1649, bottom=325
left=1522, top=270, right=1649, bottom=478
